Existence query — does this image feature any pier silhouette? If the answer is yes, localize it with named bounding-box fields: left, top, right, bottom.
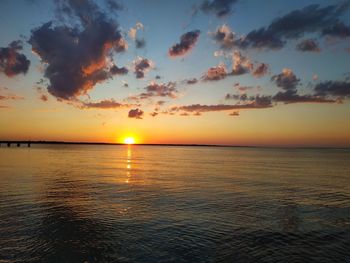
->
left=0, top=141, right=31, bottom=147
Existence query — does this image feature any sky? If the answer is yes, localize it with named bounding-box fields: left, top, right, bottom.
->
left=0, top=0, right=350, bottom=147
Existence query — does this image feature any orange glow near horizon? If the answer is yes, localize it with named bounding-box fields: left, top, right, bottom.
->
left=123, top=137, right=136, bottom=145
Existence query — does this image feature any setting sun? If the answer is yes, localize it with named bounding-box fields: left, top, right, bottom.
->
left=123, top=137, right=135, bottom=145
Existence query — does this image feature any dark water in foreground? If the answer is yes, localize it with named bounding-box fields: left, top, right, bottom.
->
left=0, top=145, right=349, bottom=262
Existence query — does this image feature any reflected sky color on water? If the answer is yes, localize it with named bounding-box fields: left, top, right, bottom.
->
left=0, top=145, right=349, bottom=262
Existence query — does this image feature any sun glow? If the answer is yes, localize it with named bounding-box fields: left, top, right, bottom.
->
left=123, top=137, right=135, bottom=144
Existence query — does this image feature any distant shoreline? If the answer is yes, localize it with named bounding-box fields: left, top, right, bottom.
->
left=0, top=140, right=348, bottom=149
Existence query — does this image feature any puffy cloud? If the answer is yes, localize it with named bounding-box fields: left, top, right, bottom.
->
left=203, top=64, right=228, bottom=81
left=252, top=63, right=269, bottom=77
left=128, top=108, right=144, bottom=119
left=133, top=57, right=153, bottom=78
left=169, top=30, right=200, bottom=57
left=0, top=41, right=30, bottom=77
left=211, top=24, right=236, bottom=49
left=296, top=39, right=320, bottom=52
left=144, top=82, right=178, bottom=98
left=82, top=99, right=129, bottom=109
left=314, top=80, right=350, bottom=99
left=271, top=68, right=300, bottom=91
left=29, top=0, right=127, bottom=100
left=231, top=50, right=253, bottom=75
left=200, top=0, right=238, bottom=17
left=271, top=69, right=338, bottom=104
left=110, top=65, right=128, bottom=75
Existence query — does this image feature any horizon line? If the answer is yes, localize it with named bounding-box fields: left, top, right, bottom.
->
left=0, top=140, right=349, bottom=149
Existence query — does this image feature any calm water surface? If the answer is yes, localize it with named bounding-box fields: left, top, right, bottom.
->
left=0, top=145, right=349, bottom=262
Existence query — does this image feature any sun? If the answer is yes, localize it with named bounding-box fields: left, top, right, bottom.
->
left=123, top=137, right=135, bottom=145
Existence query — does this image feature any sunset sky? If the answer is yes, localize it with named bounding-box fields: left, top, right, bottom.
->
left=1, top=0, right=350, bottom=146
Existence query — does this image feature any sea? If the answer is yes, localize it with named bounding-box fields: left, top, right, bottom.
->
left=0, top=144, right=349, bottom=262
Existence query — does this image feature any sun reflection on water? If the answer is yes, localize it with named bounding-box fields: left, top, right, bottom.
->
left=125, top=146, right=132, bottom=183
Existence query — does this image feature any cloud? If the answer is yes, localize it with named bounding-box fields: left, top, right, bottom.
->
left=133, top=57, right=153, bottom=78
left=128, top=108, right=144, bottom=119
left=203, top=64, right=228, bottom=81
left=322, top=21, right=350, bottom=38
left=144, top=81, right=178, bottom=98
left=252, top=63, right=269, bottom=78
left=40, top=94, right=49, bottom=101
left=172, top=95, right=272, bottom=113
left=0, top=41, right=30, bottom=77
left=200, top=0, right=238, bottom=17
left=128, top=22, right=146, bottom=49
left=185, top=78, right=198, bottom=85
left=296, top=39, right=320, bottom=52
left=211, top=24, right=235, bottom=49
left=272, top=90, right=336, bottom=104
left=271, top=69, right=338, bottom=104
left=271, top=68, right=300, bottom=91
left=135, top=38, right=146, bottom=49
left=150, top=112, right=158, bottom=117
left=110, top=65, right=128, bottom=75
left=82, top=99, right=129, bottom=109
left=231, top=50, right=253, bottom=75
left=234, top=3, right=350, bottom=50
left=168, top=30, right=200, bottom=57
left=29, top=0, right=127, bottom=100
left=314, top=80, right=350, bottom=99
left=128, top=22, right=144, bottom=40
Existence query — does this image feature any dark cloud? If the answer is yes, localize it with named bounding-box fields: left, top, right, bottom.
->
left=169, top=30, right=200, bottom=57
left=271, top=68, right=300, bottom=91
left=82, top=99, right=128, bottom=109
left=0, top=41, right=30, bottom=77
left=272, top=90, right=335, bottom=104
left=271, top=69, right=338, bottom=104
left=234, top=3, right=350, bottom=50
left=200, top=0, right=238, bottom=17
left=225, top=93, right=248, bottom=100
left=128, top=108, right=144, bottom=119
left=186, top=78, right=198, bottom=85
left=296, top=39, right=320, bottom=52
left=203, top=64, right=228, bottom=81
left=110, top=65, right=128, bottom=75
left=29, top=0, right=127, bottom=100
left=172, top=95, right=272, bottom=113
left=322, top=21, right=350, bottom=38
left=135, top=38, right=146, bottom=49
left=155, top=75, right=161, bottom=79
left=253, top=63, right=269, bottom=77
left=105, top=0, right=123, bottom=11
left=134, top=57, right=153, bottom=79
left=150, top=112, right=158, bottom=117
left=144, top=82, right=178, bottom=98
left=314, top=80, right=350, bottom=99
